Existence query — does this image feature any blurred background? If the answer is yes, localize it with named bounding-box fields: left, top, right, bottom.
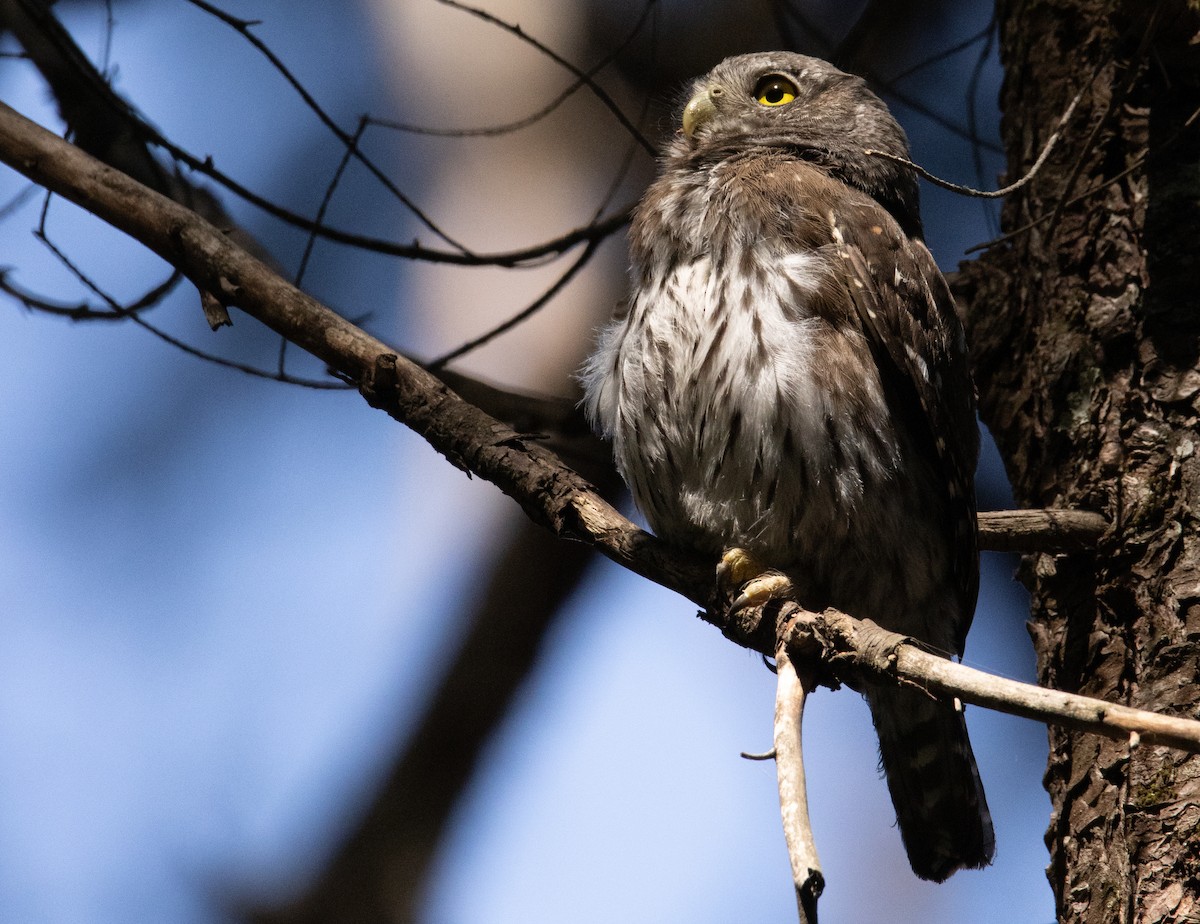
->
left=0, top=1, right=1051, bottom=921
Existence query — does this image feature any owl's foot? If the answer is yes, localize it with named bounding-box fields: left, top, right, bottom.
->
left=717, top=548, right=794, bottom=613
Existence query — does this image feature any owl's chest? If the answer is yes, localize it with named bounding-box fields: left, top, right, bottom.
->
left=625, top=249, right=831, bottom=438
left=591, top=248, right=905, bottom=561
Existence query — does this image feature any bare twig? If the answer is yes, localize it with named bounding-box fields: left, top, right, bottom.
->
left=181, top=0, right=471, bottom=254
left=146, top=125, right=632, bottom=267
left=436, top=0, right=656, bottom=158
left=772, top=0, right=1003, bottom=153
left=885, top=21, right=994, bottom=84
left=773, top=647, right=823, bottom=924
left=26, top=225, right=346, bottom=388
left=0, top=265, right=182, bottom=320
left=1037, top=7, right=1162, bottom=251
left=372, top=0, right=658, bottom=140
left=965, top=102, right=1200, bottom=255
left=428, top=238, right=600, bottom=369
left=863, top=83, right=1084, bottom=199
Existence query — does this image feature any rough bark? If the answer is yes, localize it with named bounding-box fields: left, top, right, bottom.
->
left=963, top=1, right=1200, bottom=921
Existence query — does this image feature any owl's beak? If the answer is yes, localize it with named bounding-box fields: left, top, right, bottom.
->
left=682, top=87, right=718, bottom=140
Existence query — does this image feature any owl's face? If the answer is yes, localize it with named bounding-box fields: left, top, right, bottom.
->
left=666, top=52, right=922, bottom=237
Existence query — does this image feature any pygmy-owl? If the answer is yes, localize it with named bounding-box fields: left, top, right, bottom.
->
left=583, top=52, right=994, bottom=881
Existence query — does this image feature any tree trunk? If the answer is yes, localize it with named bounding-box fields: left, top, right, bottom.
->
left=964, top=1, right=1200, bottom=921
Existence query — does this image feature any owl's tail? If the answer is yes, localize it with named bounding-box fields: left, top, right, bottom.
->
left=866, top=685, right=995, bottom=882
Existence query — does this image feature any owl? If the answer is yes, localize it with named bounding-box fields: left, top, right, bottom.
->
left=583, top=52, right=993, bottom=881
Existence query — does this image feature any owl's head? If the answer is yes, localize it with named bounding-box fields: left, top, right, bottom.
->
left=668, top=52, right=922, bottom=238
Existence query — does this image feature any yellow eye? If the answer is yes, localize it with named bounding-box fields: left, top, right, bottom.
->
left=755, top=75, right=798, bottom=107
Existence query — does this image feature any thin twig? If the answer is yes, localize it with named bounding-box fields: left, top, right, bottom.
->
left=965, top=105, right=1200, bottom=255
left=373, top=0, right=658, bottom=140
left=437, top=0, right=656, bottom=158
left=428, top=238, right=600, bottom=369
left=0, top=182, right=39, bottom=219
left=1039, top=6, right=1162, bottom=251
left=29, top=215, right=347, bottom=389
left=773, top=0, right=1003, bottom=154
left=295, top=114, right=367, bottom=288
left=964, top=13, right=1000, bottom=236
left=0, top=266, right=182, bottom=320
left=181, top=0, right=472, bottom=254
left=774, top=647, right=823, bottom=924
left=863, top=83, right=1085, bottom=199
left=885, top=21, right=993, bottom=85
left=144, top=118, right=632, bottom=267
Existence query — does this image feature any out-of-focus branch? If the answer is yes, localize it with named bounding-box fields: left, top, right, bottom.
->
left=0, top=0, right=172, bottom=192
left=253, top=514, right=612, bottom=924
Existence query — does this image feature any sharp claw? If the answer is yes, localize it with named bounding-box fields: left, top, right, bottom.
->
left=730, top=591, right=754, bottom=614
left=718, top=549, right=796, bottom=612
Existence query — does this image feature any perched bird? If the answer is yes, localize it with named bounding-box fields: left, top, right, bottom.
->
left=583, top=52, right=993, bottom=881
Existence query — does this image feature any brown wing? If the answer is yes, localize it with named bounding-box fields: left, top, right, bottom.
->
left=827, top=197, right=981, bottom=651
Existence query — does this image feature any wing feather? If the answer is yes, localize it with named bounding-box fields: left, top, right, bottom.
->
left=827, top=199, right=980, bottom=649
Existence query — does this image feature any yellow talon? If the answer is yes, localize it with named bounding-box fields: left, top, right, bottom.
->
left=717, top=548, right=794, bottom=612
left=717, top=547, right=767, bottom=590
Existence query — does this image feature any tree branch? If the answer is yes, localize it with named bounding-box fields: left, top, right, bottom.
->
left=976, top=508, right=1107, bottom=553
left=781, top=606, right=1200, bottom=753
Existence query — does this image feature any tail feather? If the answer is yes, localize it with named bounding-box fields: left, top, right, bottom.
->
left=866, top=685, right=995, bottom=882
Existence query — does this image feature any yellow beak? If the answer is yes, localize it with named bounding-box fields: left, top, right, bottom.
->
left=682, top=88, right=718, bottom=139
